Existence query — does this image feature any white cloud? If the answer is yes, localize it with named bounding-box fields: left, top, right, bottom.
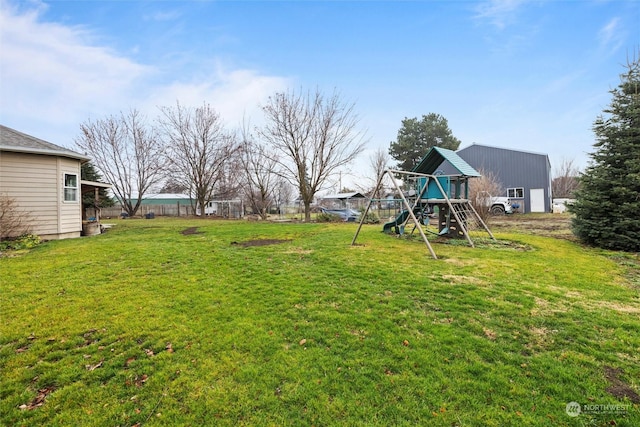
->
left=474, top=0, right=529, bottom=30
left=0, top=0, right=291, bottom=145
left=597, top=17, right=624, bottom=52
left=144, top=9, right=182, bottom=22
left=144, top=66, right=291, bottom=127
left=0, top=0, right=151, bottom=127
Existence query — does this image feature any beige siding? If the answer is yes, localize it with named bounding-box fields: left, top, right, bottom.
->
left=58, top=157, right=82, bottom=235
left=0, top=151, right=82, bottom=239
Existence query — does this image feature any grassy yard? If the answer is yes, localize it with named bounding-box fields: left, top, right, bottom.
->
left=1, top=216, right=639, bottom=426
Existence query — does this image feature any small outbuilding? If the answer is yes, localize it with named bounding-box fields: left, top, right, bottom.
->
left=321, top=192, right=366, bottom=209
left=0, top=125, right=102, bottom=239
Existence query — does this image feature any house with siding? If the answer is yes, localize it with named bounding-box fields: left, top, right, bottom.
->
left=440, top=144, right=552, bottom=213
left=1, top=125, right=95, bottom=239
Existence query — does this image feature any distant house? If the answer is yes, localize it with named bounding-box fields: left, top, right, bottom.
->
left=320, top=192, right=367, bottom=210
left=440, top=144, right=552, bottom=213
left=0, top=125, right=108, bottom=239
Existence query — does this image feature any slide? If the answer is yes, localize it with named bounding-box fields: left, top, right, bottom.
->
left=382, top=205, right=432, bottom=234
left=382, top=210, right=409, bottom=234
left=383, top=207, right=425, bottom=234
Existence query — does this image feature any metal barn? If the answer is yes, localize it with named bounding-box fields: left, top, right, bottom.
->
left=440, top=144, right=552, bottom=213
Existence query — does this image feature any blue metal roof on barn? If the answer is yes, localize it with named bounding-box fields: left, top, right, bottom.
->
left=412, top=146, right=480, bottom=177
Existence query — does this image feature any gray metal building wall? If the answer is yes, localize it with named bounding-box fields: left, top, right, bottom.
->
left=440, top=144, right=552, bottom=213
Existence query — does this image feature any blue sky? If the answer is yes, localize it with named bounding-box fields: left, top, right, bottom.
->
left=1, top=0, right=639, bottom=190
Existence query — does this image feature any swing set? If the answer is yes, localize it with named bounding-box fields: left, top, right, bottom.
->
left=351, top=147, right=495, bottom=259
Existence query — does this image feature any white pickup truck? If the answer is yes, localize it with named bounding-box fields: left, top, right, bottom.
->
left=476, top=192, right=514, bottom=215
left=488, top=196, right=513, bottom=215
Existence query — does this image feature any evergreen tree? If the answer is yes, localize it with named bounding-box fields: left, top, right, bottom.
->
left=81, top=162, right=115, bottom=208
left=572, top=53, right=640, bottom=251
left=388, top=113, right=461, bottom=171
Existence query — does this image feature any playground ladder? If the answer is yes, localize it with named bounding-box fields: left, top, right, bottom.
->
left=443, top=200, right=495, bottom=246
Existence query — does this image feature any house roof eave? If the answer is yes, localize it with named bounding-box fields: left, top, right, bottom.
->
left=81, top=180, right=112, bottom=194
left=0, top=124, right=90, bottom=161
left=0, top=144, right=90, bottom=161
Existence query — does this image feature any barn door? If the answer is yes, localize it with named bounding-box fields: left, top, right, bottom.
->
left=530, top=188, right=545, bottom=212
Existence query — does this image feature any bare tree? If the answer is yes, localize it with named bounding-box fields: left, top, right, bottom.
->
left=158, top=102, right=238, bottom=216
left=274, top=178, right=294, bottom=217
left=0, top=193, right=32, bottom=239
left=216, top=152, right=242, bottom=199
left=75, top=110, right=164, bottom=217
left=552, top=158, right=581, bottom=198
left=158, top=178, right=189, bottom=194
left=259, top=88, right=367, bottom=222
left=239, top=123, right=280, bottom=220
left=468, top=168, right=503, bottom=222
left=368, top=147, right=391, bottom=207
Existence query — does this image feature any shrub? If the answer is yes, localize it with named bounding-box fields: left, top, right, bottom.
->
left=0, top=193, right=32, bottom=239
left=468, top=169, right=503, bottom=223
left=316, top=212, right=343, bottom=223
left=0, top=233, right=41, bottom=251
left=360, top=209, right=380, bottom=224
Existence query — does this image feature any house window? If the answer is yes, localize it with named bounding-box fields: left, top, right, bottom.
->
left=507, top=187, right=524, bottom=198
left=64, top=173, right=78, bottom=202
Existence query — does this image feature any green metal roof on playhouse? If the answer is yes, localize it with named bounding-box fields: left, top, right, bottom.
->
left=411, top=147, right=480, bottom=177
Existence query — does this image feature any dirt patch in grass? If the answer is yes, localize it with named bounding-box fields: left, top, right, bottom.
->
left=181, top=227, right=202, bottom=235
left=476, top=238, right=533, bottom=251
left=604, top=366, right=640, bottom=403
left=231, top=239, right=291, bottom=247
left=435, top=237, right=533, bottom=252
left=488, top=214, right=575, bottom=240
left=443, top=237, right=533, bottom=251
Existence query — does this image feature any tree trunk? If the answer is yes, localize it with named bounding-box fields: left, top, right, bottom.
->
left=197, top=197, right=205, bottom=217
left=304, top=200, right=312, bottom=222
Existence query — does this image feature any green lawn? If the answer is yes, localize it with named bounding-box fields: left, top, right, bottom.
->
left=1, top=217, right=639, bottom=426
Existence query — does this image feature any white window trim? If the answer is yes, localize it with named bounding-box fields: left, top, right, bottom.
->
left=63, top=173, right=79, bottom=203
left=507, top=187, right=525, bottom=199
